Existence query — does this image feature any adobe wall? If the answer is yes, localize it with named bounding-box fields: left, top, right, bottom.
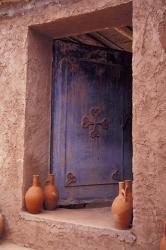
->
left=132, top=0, right=166, bottom=248
left=0, top=0, right=165, bottom=249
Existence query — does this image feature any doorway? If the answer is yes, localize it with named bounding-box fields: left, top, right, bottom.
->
left=51, top=30, right=132, bottom=205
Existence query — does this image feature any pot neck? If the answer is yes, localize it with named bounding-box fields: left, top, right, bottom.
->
left=125, top=180, right=132, bottom=193
left=119, top=182, right=125, bottom=194
left=47, top=174, right=55, bottom=184
left=32, top=175, right=40, bottom=186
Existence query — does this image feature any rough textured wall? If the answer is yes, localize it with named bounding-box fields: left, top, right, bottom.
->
left=0, top=17, right=28, bottom=235
left=0, top=0, right=165, bottom=249
left=0, top=0, right=131, bottom=19
left=23, top=30, right=52, bottom=197
left=133, top=0, right=166, bottom=249
left=0, top=0, right=134, bottom=249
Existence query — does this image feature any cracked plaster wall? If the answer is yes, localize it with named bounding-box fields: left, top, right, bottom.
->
left=0, top=0, right=165, bottom=249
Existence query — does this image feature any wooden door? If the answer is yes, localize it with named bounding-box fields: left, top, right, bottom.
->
left=51, top=40, right=132, bottom=205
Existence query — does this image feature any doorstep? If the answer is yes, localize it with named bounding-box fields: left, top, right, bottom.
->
left=0, top=241, right=34, bottom=250
left=20, top=206, right=136, bottom=244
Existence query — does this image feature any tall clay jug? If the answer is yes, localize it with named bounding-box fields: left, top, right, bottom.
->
left=160, top=222, right=166, bottom=250
left=44, top=174, right=59, bottom=210
left=0, top=213, right=4, bottom=237
left=25, top=175, right=44, bottom=214
left=111, top=181, right=133, bottom=229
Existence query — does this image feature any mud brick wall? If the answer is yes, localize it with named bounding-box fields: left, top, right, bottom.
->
left=0, top=0, right=165, bottom=249
left=133, top=0, right=166, bottom=249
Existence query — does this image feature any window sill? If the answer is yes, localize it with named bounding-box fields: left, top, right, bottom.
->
left=20, top=207, right=136, bottom=244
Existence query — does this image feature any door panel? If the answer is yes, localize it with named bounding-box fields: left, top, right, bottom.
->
left=51, top=40, right=132, bottom=204
left=65, top=61, right=123, bottom=187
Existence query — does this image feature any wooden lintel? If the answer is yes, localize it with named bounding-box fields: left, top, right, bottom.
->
left=114, top=27, right=133, bottom=41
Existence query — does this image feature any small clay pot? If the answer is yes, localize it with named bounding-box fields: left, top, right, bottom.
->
left=160, top=222, right=166, bottom=250
left=111, top=180, right=133, bottom=229
left=0, top=214, right=4, bottom=237
left=43, top=174, right=59, bottom=210
left=25, top=175, right=44, bottom=214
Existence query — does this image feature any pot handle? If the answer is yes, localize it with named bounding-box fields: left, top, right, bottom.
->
left=121, top=187, right=129, bottom=201
left=164, top=222, right=166, bottom=238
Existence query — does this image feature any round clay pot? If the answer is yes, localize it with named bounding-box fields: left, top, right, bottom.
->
left=160, top=222, right=166, bottom=250
left=43, top=174, right=59, bottom=210
left=111, top=181, right=133, bottom=229
left=0, top=214, right=4, bottom=237
left=25, top=175, right=44, bottom=214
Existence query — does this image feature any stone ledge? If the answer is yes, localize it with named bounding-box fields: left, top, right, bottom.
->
left=20, top=208, right=136, bottom=244
left=0, top=241, right=34, bottom=250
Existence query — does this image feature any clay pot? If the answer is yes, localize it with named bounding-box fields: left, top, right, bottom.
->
left=160, top=222, right=166, bottom=250
left=0, top=214, right=4, bottom=237
left=111, top=180, right=133, bottom=229
left=43, top=174, right=59, bottom=210
left=25, top=175, right=44, bottom=214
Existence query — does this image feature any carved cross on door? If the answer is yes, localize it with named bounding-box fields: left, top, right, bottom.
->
left=81, top=107, right=109, bottom=138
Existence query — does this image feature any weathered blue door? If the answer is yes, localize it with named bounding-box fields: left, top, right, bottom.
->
left=51, top=40, right=132, bottom=205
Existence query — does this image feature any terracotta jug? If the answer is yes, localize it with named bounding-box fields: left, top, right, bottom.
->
left=160, top=222, right=166, bottom=250
left=0, top=213, right=4, bottom=237
left=111, top=180, right=133, bottom=229
left=25, top=175, right=44, bottom=214
left=43, top=174, right=59, bottom=210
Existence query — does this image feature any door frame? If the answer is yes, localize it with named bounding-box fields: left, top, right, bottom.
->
left=50, top=39, right=132, bottom=205
left=24, top=1, right=132, bottom=204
